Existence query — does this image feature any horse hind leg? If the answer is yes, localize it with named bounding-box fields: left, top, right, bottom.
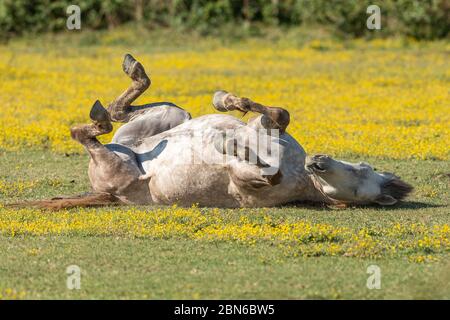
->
left=70, top=100, right=122, bottom=174
left=71, top=100, right=113, bottom=149
left=212, top=90, right=290, bottom=134
left=107, top=54, right=151, bottom=123
left=71, top=101, right=145, bottom=198
left=12, top=101, right=126, bottom=210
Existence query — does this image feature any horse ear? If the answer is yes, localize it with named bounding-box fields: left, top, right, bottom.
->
left=374, top=194, right=397, bottom=205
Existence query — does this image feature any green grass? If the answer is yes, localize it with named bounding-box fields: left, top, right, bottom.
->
left=0, top=150, right=448, bottom=299
left=1, top=237, right=449, bottom=300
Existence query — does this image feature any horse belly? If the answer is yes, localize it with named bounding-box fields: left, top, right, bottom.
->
left=147, top=163, right=239, bottom=207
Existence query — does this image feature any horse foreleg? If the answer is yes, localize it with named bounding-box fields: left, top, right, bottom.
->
left=212, top=90, right=290, bottom=134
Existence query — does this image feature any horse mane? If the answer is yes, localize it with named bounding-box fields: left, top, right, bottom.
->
left=380, top=176, right=414, bottom=200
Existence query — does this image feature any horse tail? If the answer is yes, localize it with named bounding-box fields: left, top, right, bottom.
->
left=6, top=192, right=122, bottom=211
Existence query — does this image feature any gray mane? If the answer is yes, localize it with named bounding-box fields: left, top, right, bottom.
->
left=380, top=176, right=414, bottom=200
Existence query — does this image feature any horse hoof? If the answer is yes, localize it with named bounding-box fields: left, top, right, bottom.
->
left=213, top=90, right=231, bottom=112
left=122, top=54, right=149, bottom=86
left=89, top=100, right=110, bottom=122
left=122, top=54, right=137, bottom=75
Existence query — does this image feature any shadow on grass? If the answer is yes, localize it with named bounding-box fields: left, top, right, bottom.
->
left=283, top=200, right=445, bottom=211
left=377, top=201, right=446, bottom=210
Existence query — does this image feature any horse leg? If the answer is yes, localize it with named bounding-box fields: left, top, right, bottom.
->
left=71, top=101, right=148, bottom=203
left=212, top=90, right=290, bottom=134
left=107, top=54, right=191, bottom=145
left=212, top=91, right=286, bottom=186
left=106, top=54, right=152, bottom=123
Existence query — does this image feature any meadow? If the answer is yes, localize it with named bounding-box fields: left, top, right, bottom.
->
left=0, top=28, right=448, bottom=299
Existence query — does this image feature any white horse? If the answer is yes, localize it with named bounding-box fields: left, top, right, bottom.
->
left=29, top=54, right=413, bottom=209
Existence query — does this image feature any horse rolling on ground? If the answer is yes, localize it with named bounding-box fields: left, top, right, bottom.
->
left=16, top=54, right=413, bottom=210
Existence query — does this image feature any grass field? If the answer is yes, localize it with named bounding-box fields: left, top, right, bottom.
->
left=0, top=28, right=448, bottom=299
